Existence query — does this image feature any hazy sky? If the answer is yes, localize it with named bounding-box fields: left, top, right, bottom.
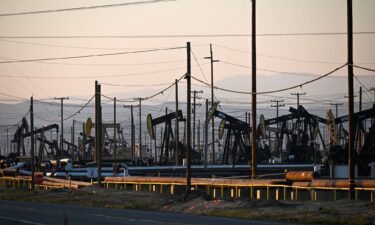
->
left=0, top=0, right=374, bottom=102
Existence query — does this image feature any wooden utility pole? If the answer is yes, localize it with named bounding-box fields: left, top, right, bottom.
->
left=124, top=105, right=138, bottom=160
left=204, top=44, right=219, bottom=164
left=331, top=102, right=344, bottom=118
left=271, top=100, right=285, bottom=119
left=54, top=96, right=69, bottom=159
left=114, top=97, right=117, bottom=165
left=30, top=96, right=35, bottom=190
left=370, top=88, right=375, bottom=103
left=291, top=92, right=306, bottom=108
left=347, top=0, right=355, bottom=200
left=134, top=98, right=144, bottom=158
left=95, top=81, right=102, bottom=186
left=204, top=99, right=208, bottom=168
left=251, top=0, right=257, bottom=179
left=192, top=90, right=203, bottom=151
left=175, top=79, right=180, bottom=165
left=186, top=42, right=192, bottom=194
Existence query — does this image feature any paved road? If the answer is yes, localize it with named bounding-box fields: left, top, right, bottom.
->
left=0, top=200, right=296, bottom=225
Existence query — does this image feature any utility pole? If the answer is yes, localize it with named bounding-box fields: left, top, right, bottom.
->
left=347, top=0, right=355, bottom=200
left=95, top=81, right=102, bottom=186
left=6, top=129, right=9, bottom=157
left=370, top=88, right=375, bottom=103
left=54, top=96, right=69, bottom=159
left=186, top=42, right=192, bottom=194
left=30, top=96, right=35, bottom=190
left=204, top=44, right=219, bottom=165
left=114, top=97, right=117, bottom=165
left=331, top=102, right=344, bottom=118
left=134, top=98, right=144, bottom=158
left=124, top=104, right=138, bottom=160
left=204, top=99, right=208, bottom=168
left=271, top=100, right=285, bottom=119
left=192, top=90, right=203, bottom=151
left=291, top=92, right=306, bottom=108
left=251, top=0, right=257, bottom=179
left=175, top=79, right=180, bottom=165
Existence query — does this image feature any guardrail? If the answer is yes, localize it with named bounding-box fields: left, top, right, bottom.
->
left=102, top=177, right=375, bottom=202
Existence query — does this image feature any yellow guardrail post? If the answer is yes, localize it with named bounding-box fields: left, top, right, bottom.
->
left=221, top=186, right=224, bottom=198
left=171, top=184, right=174, bottom=195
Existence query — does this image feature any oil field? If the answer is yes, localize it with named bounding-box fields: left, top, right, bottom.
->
left=0, top=0, right=375, bottom=225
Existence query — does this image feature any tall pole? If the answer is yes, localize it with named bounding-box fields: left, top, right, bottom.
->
left=347, top=0, right=355, bottom=200
left=204, top=99, right=208, bottom=169
left=6, top=129, right=9, bottom=157
left=192, top=90, right=203, bottom=151
left=291, top=92, right=306, bottom=108
left=251, top=0, right=257, bottom=179
left=186, top=42, right=192, bottom=194
left=175, top=79, right=180, bottom=165
left=54, top=96, right=69, bottom=159
left=95, top=81, right=102, bottom=186
left=370, top=88, right=375, bottom=103
left=124, top=105, right=137, bottom=160
left=30, top=96, right=35, bottom=190
left=114, top=97, right=117, bottom=165
left=271, top=100, right=285, bottom=119
left=331, top=102, right=344, bottom=118
left=205, top=44, right=219, bottom=164
left=130, top=105, right=135, bottom=159
left=134, top=98, right=144, bottom=158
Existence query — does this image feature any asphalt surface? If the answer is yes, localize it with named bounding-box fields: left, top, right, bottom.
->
left=0, top=200, right=297, bottom=225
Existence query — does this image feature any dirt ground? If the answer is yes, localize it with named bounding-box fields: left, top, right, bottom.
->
left=0, top=187, right=374, bottom=225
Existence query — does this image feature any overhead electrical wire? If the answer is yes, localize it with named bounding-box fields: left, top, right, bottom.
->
left=0, top=63, right=208, bottom=79
left=101, top=82, right=173, bottom=87
left=352, top=64, right=375, bottom=73
left=0, top=0, right=176, bottom=17
left=213, top=43, right=347, bottom=65
left=0, top=46, right=185, bottom=64
left=0, top=32, right=374, bottom=39
left=191, top=48, right=209, bottom=83
left=63, top=95, right=95, bottom=121
left=190, top=64, right=347, bottom=95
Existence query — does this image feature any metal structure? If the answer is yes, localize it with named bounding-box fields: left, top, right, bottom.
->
left=147, top=110, right=185, bottom=164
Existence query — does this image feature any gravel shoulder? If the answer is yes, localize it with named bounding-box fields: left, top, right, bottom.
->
left=0, top=187, right=374, bottom=225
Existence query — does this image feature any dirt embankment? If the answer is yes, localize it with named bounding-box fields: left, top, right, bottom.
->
left=1, top=187, right=374, bottom=225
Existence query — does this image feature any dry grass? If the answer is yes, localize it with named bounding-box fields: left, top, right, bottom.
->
left=0, top=187, right=374, bottom=225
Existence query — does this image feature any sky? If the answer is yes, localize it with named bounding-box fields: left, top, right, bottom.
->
left=0, top=0, right=374, bottom=127
left=0, top=0, right=374, bottom=153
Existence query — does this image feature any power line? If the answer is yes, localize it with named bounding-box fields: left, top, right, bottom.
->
left=0, top=46, right=185, bottom=64
left=0, top=0, right=176, bottom=17
left=190, top=64, right=347, bottom=95
left=0, top=64, right=201, bottom=79
left=213, top=43, right=371, bottom=65
left=0, top=32, right=373, bottom=39
left=191, top=48, right=209, bottom=83
left=352, top=64, right=375, bottom=73
left=63, top=95, right=95, bottom=121
left=220, top=60, right=352, bottom=78
left=101, top=82, right=173, bottom=87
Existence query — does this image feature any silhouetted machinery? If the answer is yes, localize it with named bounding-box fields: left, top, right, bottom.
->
left=11, top=117, right=29, bottom=157
left=208, top=103, right=251, bottom=165
left=324, top=104, right=375, bottom=174
left=147, top=110, right=200, bottom=164
left=208, top=103, right=272, bottom=165
left=259, top=106, right=327, bottom=163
